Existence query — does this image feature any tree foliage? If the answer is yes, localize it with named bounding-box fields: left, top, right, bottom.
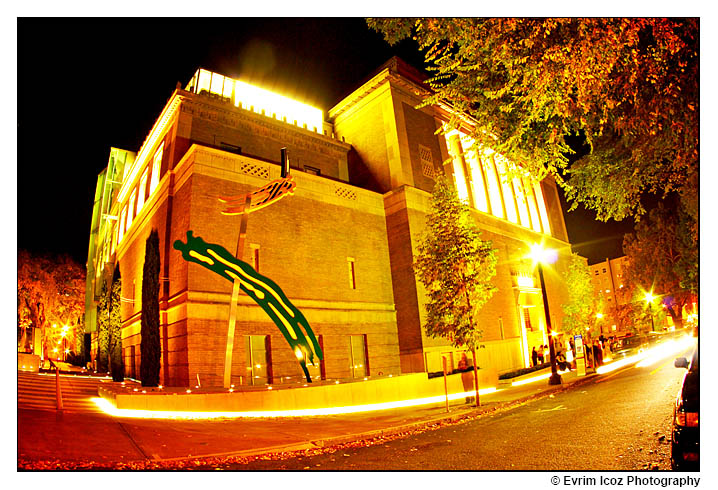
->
left=367, top=18, right=698, bottom=223
left=109, top=266, right=124, bottom=381
left=140, top=229, right=161, bottom=387
left=561, top=253, right=602, bottom=335
left=414, top=176, right=498, bottom=350
left=96, top=281, right=109, bottom=372
left=17, top=250, right=85, bottom=355
left=622, top=203, right=695, bottom=329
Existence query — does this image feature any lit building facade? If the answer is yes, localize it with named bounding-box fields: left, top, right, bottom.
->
left=588, top=256, right=629, bottom=334
left=85, top=58, right=574, bottom=387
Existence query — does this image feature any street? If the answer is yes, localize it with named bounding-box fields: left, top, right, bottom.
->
left=219, top=343, right=693, bottom=470
left=17, top=341, right=695, bottom=470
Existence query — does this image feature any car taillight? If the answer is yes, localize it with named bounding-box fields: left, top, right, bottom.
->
left=675, top=397, right=699, bottom=427
left=675, top=411, right=699, bottom=427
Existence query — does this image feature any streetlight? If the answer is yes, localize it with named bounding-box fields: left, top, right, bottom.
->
left=644, top=292, right=656, bottom=331
left=61, top=325, right=69, bottom=362
left=528, top=244, right=562, bottom=385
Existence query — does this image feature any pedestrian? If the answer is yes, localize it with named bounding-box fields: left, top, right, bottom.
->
left=537, top=345, right=545, bottom=364
left=458, top=353, right=475, bottom=404
left=556, top=351, right=568, bottom=371
left=531, top=346, right=538, bottom=367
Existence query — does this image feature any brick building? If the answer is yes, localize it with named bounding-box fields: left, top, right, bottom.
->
left=588, top=256, right=630, bottom=335
left=85, top=58, right=575, bottom=387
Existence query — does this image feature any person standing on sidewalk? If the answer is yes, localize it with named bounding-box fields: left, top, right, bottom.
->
left=538, top=345, right=545, bottom=365
left=532, top=346, right=538, bottom=367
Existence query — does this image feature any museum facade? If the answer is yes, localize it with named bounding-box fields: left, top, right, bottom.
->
left=85, top=58, right=574, bottom=387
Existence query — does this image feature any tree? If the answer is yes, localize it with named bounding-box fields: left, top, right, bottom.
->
left=414, top=176, right=498, bottom=350
left=140, top=229, right=161, bottom=387
left=18, top=250, right=85, bottom=357
left=108, top=266, right=124, bottom=382
left=561, top=254, right=602, bottom=336
left=367, top=18, right=698, bottom=224
left=96, top=281, right=109, bottom=372
left=622, top=203, right=694, bottom=329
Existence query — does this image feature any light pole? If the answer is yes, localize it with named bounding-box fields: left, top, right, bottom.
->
left=61, top=325, right=69, bottom=362
left=644, top=292, right=656, bottom=332
left=529, top=244, right=562, bottom=385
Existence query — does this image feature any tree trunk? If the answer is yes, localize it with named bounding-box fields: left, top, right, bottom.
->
left=472, top=346, right=480, bottom=407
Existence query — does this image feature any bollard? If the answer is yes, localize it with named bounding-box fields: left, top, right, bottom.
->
left=55, top=367, right=64, bottom=411
left=442, top=356, right=449, bottom=413
left=472, top=347, right=481, bottom=407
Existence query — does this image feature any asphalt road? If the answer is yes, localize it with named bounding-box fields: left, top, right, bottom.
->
left=220, top=343, right=695, bottom=471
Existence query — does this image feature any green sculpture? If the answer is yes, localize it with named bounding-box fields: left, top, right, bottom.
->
left=174, top=231, right=322, bottom=382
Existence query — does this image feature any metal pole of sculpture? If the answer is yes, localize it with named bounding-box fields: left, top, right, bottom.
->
left=223, top=193, right=250, bottom=388
left=222, top=149, right=290, bottom=388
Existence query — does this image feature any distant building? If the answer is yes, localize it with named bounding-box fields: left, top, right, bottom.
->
left=588, top=256, right=630, bottom=334
left=85, top=58, right=575, bottom=387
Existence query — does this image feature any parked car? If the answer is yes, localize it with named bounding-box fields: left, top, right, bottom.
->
left=671, top=348, right=699, bottom=470
left=611, top=334, right=649, bottom=359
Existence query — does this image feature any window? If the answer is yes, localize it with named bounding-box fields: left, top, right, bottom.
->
left=137, top=168, right=149, bottom=212
left=250, top=244, right=260, bottom=271
left=149, top=142, right=164, bottom=196
left=118, top=206, right=127, bottom=244
left=522, top=307, right=533, bottom=332
left=602, top=268, right=607, bottom=274
left=245, top=335, right=271, bottom=385
left=304, top=165, right=321, bottom=176
left=418, top=144, right=436, bottom=179
left=347, top=257, right=356, bottom=289
left=494, top=154, right=519, bottom=224
left=349, top=334, right=368, bottom=378
left=305, top=335, right=325, bottom=382
left=127, top=189, right=137, bottom=230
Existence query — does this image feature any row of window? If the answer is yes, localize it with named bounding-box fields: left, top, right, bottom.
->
left=115, top=143, right=164, bottom=248
left=445, top=131, right=552, bottom=235
left=245, top=334, right=369, bottom=385
left=124, top=334, right=369, bottom=385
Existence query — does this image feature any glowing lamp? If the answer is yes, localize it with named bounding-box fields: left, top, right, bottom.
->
left=528, top=243, right=558, bottom=265
left=644, top=292, right=655, bottom=303
left=596, top=313, right=604, bottom=319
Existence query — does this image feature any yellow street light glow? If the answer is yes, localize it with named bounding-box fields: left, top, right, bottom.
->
left=511, top=370, right=570, bottom=387
left=596, top=313, right=604, bottom=319
left=644, top=292, right=655, bottom=303
left=528, top=243, right=558, bottom=265
left=90, top=387, right=501, bottom=420
left=596, top=352, right=647, bottom=374
left=635, top=335, right=695, bottom=368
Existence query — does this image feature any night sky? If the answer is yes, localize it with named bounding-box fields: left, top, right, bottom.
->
left=17, top=17, right=633, bottom=267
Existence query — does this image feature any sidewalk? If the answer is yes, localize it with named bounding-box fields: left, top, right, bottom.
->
left=17, top=367, right=596, bottom=469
